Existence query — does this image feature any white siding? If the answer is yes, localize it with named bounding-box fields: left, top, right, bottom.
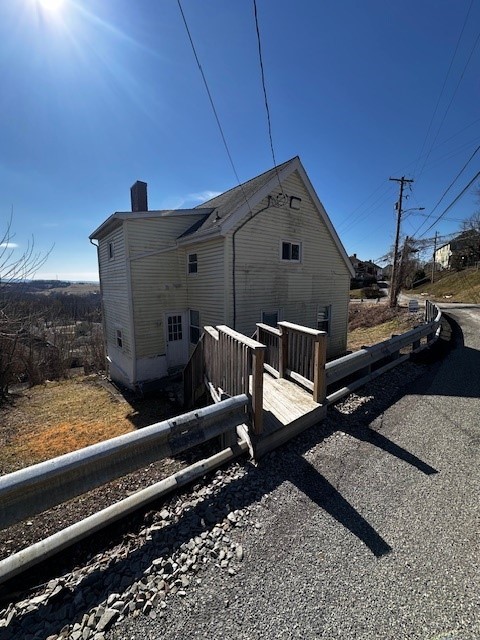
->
left=126, top=217, right=202, bottom=359
left=186, top=237, right=225, bottom=332
left=229, top=170, right=350, bottom=357
left=98, top=225, right=133, bottom=358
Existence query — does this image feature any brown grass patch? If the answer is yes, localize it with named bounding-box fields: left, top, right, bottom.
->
left=0, top=377, right=173, bottom=474
left=348, top=304, right=418, bottom=352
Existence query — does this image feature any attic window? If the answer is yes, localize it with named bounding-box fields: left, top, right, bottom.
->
left=188, top=253, right=198, bottom=274
left=281, top=241, right=301, bottom=262
left=108, top=242, right=114, bottom=260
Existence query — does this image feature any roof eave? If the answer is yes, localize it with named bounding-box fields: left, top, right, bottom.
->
left=89, top=214, right=124, bottom=240
left=176, top=226, right=223, bottom=246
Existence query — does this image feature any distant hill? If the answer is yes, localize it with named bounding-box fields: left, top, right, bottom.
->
left=411, top=267, right=480, bottom=304
left=5, top=280, right=100, bottom=296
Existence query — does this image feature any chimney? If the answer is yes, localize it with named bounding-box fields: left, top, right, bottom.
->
left=130, top=181, right=148, bottom=212
left=353, top=253, right=357, bottom=258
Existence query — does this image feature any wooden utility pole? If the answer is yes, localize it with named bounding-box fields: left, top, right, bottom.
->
left=389, top=176, right=414, bottom=307
left=431, top=231, right=438, bottom=283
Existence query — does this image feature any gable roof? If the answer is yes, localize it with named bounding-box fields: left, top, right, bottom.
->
left=89, top=156, right=354, bottom=277
left=178, top=156, right=355, bottom=277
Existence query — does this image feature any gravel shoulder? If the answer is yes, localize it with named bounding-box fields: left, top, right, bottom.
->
left=1, top=308, right=479, bottom=640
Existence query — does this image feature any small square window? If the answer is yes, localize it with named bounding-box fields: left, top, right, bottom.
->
left=116, top=329, right=123, bottom=348
left=189, top=309, right=200, bottom=344
left=188, top=253, right=198, bottom=274
left=108, top=242, right=114, bottom=260
left=281, top=241, right=301, bottom=262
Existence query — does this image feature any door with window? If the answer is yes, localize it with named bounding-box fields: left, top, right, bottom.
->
left=165, top=312, right=188, bottom=369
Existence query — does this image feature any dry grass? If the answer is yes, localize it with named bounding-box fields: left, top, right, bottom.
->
left=348, top=304, right=418, bottom=352
left=0, top=377, right=174, bottom=474
left=412, top=267, right=480, bottom=303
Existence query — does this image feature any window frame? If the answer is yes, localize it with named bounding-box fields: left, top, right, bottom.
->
left=108, top=242, right=115, bottom=261
left=280, top=239, right=302, bottom=263
left=189, top=309, right=200, bottom=344
left=187, top=252, right=198, bottom=275
left=115, top=328, right=123, bottom=349
left=260, top=309, right=280, bottom=327
left=317, top=304, right=331, bottom=335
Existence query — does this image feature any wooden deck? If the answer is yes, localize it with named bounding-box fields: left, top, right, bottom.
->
left=252, top=372, right=327, bottom=457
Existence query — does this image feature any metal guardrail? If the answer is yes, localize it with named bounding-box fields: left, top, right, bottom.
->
left=325, top=301, right=442, bottom=404
left=0, top=394, right=249, bottom=531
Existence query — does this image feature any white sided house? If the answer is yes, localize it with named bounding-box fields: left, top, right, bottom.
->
left=90, top=157, right=355, bottom=391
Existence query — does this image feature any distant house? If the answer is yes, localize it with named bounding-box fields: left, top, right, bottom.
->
left=349, top=254, right=382, bottom=280
left=90, top=157, right=355, bottom=391
left=434, top=230, right=480, bottom=270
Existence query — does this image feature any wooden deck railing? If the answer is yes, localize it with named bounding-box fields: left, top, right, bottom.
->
left=256, top=323, right=281, bottom=375
left=203, top=325, right=266, bottom=435
left=255, top=321, right=327, bottom=404
left=183, top=334, right=205, bottom=410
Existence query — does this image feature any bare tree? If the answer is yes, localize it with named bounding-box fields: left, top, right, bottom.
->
left=0, top=216, right=52, bottom=399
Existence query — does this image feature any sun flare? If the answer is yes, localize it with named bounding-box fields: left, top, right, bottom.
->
left=38, top=0, right=64, bottom=11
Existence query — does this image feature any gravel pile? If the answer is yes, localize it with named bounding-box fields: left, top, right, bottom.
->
left=0, top=360, right=428, bottom=640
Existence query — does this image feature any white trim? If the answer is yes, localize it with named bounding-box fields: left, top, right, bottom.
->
left=220, top=159, right=301, bottom=236
left=296, top=162, right=356, bottom=277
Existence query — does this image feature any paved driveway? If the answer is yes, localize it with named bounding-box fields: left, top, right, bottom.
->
left=111, top=307, right=480, bottom=640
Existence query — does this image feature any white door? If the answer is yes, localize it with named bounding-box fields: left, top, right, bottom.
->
left=165, top=312, right=188, bottom=369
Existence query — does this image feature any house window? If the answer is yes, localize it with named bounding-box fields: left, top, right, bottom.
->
left=261, top=310, right=279, bottom=327
left=317, top=305, right=331, bottom=334
left=108, top=242, right=114, bottom=260
left=188, top=253, right=198, bottom=274
left=167, top=315, right=183, bottom=341
left=281, top=241, right=301, bottom=262
left=116, top=329, right=123, bottom=348
left=189, top=309, right=200, bottom=344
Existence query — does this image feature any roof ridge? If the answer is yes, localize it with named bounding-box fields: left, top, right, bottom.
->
left=195, top=156, right=299, bottom=208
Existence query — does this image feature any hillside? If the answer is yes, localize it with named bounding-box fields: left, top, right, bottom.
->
left=411, top=267, right=480, bottom=304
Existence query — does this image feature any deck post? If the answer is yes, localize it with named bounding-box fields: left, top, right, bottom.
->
left=278, top=325, right=288, bottom=378
left=251, top=345, right=265, bottom=435
left=312, top=332, right=327, bottom=404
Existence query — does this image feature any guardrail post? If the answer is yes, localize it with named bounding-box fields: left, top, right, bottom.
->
left=278, top=324, right=288, bottom=378
left=312, top=332, right=327, bottom=404
left=251, top=345, right=265, bottom=435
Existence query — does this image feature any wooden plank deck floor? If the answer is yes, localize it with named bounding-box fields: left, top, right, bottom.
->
left=254, top=372, right=327, bottom=457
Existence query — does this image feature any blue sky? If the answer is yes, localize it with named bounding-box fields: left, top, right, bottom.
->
left=1, top=0, right=479, bottom=280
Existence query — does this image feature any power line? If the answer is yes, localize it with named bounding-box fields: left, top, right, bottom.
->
left=417, top=14, right=480, bottom=181
left=253, top=0, right=284, bottom=194
left=413, top=0, right=474, bottom=179
left=176, top=0, right=253, bottom=214
left=419, top=170, right=480, bottom=238
left=412, top=142, right=480, bottom=236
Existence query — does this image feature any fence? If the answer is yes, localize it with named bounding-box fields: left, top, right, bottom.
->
left=256, top=321, right=327, bottom=403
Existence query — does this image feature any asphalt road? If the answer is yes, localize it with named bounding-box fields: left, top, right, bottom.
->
left=110, top=306, right=480, bottom=640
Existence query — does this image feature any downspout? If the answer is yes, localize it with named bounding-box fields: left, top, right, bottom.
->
left=231, top=203, right=270, bottom=330
left=89, top=238, right=109, bottom=377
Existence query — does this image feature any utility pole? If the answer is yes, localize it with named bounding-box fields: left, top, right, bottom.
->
left=389, top=176, right=414, bottom=307
left=431, top=231, right=438, bottom=284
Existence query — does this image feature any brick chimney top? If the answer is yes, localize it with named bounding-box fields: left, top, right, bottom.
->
left=131, top=181, right=148, bottom=212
